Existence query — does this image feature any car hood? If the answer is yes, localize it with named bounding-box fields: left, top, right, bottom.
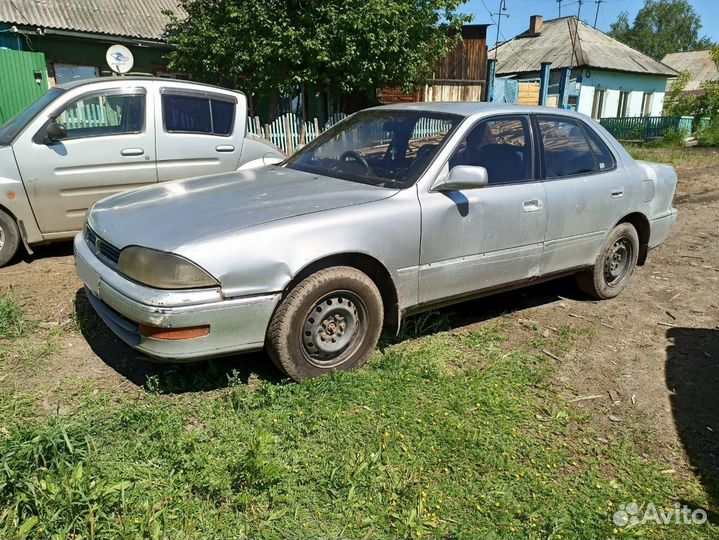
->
left=88, top=166, right=399, bottom=251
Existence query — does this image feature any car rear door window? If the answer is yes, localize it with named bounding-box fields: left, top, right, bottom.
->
left=537, top=116, right=599, bottom=178
left=583, top=123, right=616, bottom=171
left=210, top=99, right=235, bottom=135
left=162, top=94, right=236, bottom=136
left=450, top=115, right=533, bottom=185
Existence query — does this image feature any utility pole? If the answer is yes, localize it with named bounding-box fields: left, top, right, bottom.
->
left=557, top=0, right=563, bottom=18
left=593, top=0, right=603, bottom=27
left=577, top=0, right=583, bottom=21
left=493, top=0, right=509, bottom=60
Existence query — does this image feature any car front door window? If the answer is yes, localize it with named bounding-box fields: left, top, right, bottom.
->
left=56, top=92, right=145, bottom=140
left=449, top=116, right=534, bottom=185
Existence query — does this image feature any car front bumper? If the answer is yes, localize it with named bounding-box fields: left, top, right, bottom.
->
left=74, top=233, right=281, bottom=361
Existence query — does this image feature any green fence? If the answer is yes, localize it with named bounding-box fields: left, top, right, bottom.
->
left=0, top=49, right=49, bottom=124
left=599, top=116, right=695, bottom=141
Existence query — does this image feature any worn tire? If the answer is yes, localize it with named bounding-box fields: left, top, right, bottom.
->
left=0, top=209, right=20, bottom=268
left=266, top=266, right=383, bottom=381
left=576, top=223, right=639, bottom=300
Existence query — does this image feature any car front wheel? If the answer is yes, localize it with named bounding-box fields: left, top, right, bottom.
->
left=576, top=222, right=639, bottom=300
left=0, top=209, right=20, bottom=268
left=266, top=266, right=384, bottom=381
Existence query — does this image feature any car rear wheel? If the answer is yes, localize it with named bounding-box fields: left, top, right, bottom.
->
left=0, top=209, right=20, bottom=268
left=266, top=266, right=383, bottom=381
left=576, top=223, right=639, bottom=300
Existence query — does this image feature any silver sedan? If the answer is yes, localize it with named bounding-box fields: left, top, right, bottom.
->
left=75, top=103, right=678, bottom=380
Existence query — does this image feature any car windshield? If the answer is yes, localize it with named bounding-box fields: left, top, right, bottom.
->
left=0, top=87, right=65, bottom=146
left=284, top=110, right=462, bottom=187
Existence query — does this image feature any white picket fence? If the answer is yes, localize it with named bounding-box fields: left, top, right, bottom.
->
left=246, top=112, right=348, bottom=154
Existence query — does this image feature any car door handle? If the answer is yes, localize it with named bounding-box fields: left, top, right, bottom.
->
left=611, top=187, right=625, bottom=198
left=121, top=148, right=144, bottom=157
left=523, top=199, right=543, bottom=212
left=215, top=145, right=235, bottom=153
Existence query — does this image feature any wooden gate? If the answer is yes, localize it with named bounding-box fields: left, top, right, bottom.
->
left=0, top=49, right=49, bottom=123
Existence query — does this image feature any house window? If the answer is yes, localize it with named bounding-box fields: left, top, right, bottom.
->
left=617, top=91, right=629, bottom=117
left=641, top=92, right=654, bottom=117
left=591, top=89, right=606, bottom=120
left=53, top=64, right=99, bottom=85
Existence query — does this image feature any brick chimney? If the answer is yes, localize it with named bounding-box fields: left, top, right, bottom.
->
left=529, top=15, right=544, bottom=36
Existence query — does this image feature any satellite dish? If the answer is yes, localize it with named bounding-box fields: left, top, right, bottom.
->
left=106, top=45, right=134, bottom=74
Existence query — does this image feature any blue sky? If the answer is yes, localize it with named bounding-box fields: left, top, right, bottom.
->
left=460, top=0, right=719, bottom=47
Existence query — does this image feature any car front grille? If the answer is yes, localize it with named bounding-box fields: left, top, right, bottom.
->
left=85, top=226, right=121, bottom=265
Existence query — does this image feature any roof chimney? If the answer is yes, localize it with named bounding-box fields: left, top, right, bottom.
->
left=529, top=15, right=544, bottom=36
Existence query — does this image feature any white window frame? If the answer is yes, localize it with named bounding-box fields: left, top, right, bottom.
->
left=591, top=88, right=606, bottom=120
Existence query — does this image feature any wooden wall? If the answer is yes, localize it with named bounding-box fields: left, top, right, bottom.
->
left=378, top=24, right=489, bottom=104
left=434, top=25, right=488, bottom=82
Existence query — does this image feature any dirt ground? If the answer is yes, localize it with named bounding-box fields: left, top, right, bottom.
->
left=1, top=147, right=717, bottom=507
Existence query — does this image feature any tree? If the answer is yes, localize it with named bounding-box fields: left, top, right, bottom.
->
left=164, top=0, right=471, bottom=113
left=608, top=0, right=712, bottom=60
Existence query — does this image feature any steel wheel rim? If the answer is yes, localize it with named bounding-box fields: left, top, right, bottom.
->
left=604, top=237, right=632, bottom=286
left=0, top=224, right=4, bottom=251
left=300, top=290, right=367, bottom=368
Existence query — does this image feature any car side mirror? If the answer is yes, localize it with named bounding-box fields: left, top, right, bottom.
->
left=46, top=122, right=67, bottom=142
left=433, top=165, right=489, bottom=191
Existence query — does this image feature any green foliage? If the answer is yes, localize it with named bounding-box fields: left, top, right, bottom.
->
left=662, top=129, right=685, bottom=145
left=0, top=291, right=26, bottom=340
left=697, top=117, right=719, bottom=146
left=0, top=325, right=716, bottom=538
left=663, top=70, right=696, bottom=117
left=164, top=0, right=471, bottom=99
left=608, top=0, right=712, bottom=60
left=661, top=46, right=719, bottom=143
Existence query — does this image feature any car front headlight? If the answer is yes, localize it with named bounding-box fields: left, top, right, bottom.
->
left=118, top=246, right=218, bottom=290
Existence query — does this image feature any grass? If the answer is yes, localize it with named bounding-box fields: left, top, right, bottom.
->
left=625, top=144, right=718, bottom=168
left=0, top=325, right=716, bottom=539
left=0, top=291, right=26, bottom=340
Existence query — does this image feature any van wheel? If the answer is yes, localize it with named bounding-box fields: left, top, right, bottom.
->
left=266, top=266, right=383, bottom=381
left=576, top=223, right=639, bottom=300
left=0, top=210, right=20, bottom=268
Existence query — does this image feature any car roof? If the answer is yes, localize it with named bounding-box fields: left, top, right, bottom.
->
left=57, top=76, right=241, bottom=94
left=369, top=101, right=582, bottom=118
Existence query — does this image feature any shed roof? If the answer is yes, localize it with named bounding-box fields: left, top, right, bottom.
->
left=491, top=16, right=676, bottom=77
left=0, top=0, right=184, bottom=41
left=662, top=50, right=719, bottom=91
